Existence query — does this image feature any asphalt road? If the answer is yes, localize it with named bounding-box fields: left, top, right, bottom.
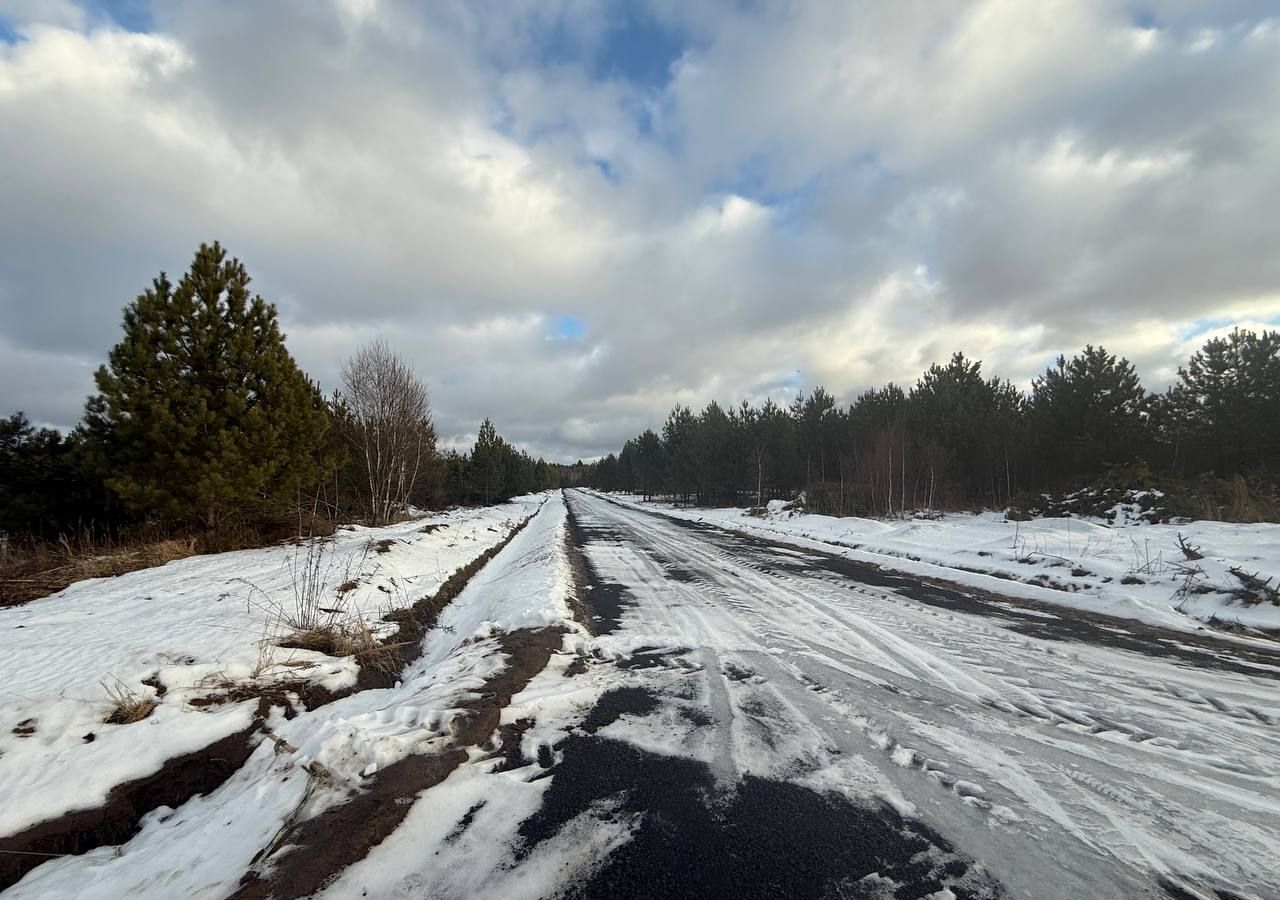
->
left=553, top=489, right=1280, bottom=900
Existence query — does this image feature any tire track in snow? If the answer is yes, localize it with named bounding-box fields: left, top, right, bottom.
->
left=569, top=490, right=1280, bottom=900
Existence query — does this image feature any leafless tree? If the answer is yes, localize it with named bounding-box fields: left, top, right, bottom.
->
left=339, top=339, right=435, bottom=525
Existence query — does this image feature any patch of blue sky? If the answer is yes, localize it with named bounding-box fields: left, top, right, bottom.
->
left=1177, top=316, right=1235, bottom=341
left=535, top=0, right=687, bottom=90
left=1131, top=8, right=1158, bottom=30
left=84, top=0, right=154, bottom=32
left=547, top=314, right=587, bottom=341
left=590, top=156, right=620, bottom=182
left=711, top=148, right=895, bottom=228
left=0, top=16, right=19, bottom=44
left=591, top=4, right=686, bottom=89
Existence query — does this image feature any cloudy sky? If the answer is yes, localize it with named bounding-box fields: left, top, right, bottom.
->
left=2, top=0, right=1278, bottom=460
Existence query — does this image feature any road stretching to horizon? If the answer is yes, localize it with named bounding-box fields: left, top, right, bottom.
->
left=542, top=489, right=1280, bottom=900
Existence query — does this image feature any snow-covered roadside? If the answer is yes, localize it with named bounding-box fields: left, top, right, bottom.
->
left=6, top=492, right=593, bottom=899
left=0, top=495, right=544, bottom=845
left=590, top=491, right=1280, bottom=634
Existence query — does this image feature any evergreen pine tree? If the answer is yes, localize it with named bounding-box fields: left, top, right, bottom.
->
left=90, top=242, right=332, bottom=530
left=1174, top=328, right=1280, bottom=477
left=1029, top=345, right=1145, bottom=482
left=470, top=418, right=505, bottom=503
left=662, top=405, right=698, bottom=504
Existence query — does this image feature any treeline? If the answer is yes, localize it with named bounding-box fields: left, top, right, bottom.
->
left=586, top=335, right=1280, bottom=518
left=0, top=243, right=558, bottom=545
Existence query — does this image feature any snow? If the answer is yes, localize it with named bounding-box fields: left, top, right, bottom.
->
left=593, top=491, right=1280, bottom=633
left=561, top=491, right=1280, bottom=899
left=0, top=495, right=543, bottom=841
left=313, top=651, right=624, bottom=900
left=8, top=488, right=1279, bottom=898
left=6, top=492, right=585, bottom=898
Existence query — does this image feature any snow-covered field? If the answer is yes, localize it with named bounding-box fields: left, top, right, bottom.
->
left=0, top=495, right=543, bottom=843
left=4, top=492, right=593, bottom=899
left=593, top=492, right=1280, bottom=634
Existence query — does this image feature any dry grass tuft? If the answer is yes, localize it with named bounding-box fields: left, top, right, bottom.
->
left=344, top=617, right=408, bottom=677
left=279, top=627, right=344, bottom=655
left=277, top=617, right=408, bottom=675
left=102, top=678, right=159, bottom=724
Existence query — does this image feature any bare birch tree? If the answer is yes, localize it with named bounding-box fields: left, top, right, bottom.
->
left=339, top=339, right=435, bottom=525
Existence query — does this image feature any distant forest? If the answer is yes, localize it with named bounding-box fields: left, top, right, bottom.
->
left=580, top=333, right=1280, bottom=521
left=0, top=243, right=560, bottom=547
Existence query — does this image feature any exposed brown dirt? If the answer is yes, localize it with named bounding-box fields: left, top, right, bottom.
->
left=188, top=680, right=348, bottom=720
left=231, top=626, right=567, bottom=900
left=0, top=722, right=260, bottom=890
left=562, top=496, right=596, bottom=632
left=352, top=508, right=539, bottom=692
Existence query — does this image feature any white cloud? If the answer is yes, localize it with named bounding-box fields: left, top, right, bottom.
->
left=1, top=0, right=1278, bottom=458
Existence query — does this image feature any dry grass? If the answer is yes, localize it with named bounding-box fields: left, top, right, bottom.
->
left=278, top=616, right=407, bottom=675
left=101, top=678, right=159, bottom=724
left=1, top=536, right=198, bottom=608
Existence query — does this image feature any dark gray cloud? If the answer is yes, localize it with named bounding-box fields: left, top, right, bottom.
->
left=1, top=0, right=1278, bottom=458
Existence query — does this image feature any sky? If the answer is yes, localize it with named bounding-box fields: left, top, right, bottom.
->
left=1, top=0, right=1279, bottom=461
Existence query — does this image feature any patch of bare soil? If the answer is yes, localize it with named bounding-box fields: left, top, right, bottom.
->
left=188, top=679, right=348, bottom=719
left=0, top=722, right=259, bottom=890
left=562, top=494, right=595, bottom=631
left=1, top=681, right=349, bottom=889
left=231, top=626, right=567, bottom=900
left=353, top=508, right=539, bottom=692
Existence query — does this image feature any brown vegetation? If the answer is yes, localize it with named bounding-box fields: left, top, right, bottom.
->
left=1, top=535, right=198, bottom=608
left=101, top=678, right=159, bottom=725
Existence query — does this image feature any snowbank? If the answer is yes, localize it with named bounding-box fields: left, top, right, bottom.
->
left=593, top=492, right=1280, bottom=634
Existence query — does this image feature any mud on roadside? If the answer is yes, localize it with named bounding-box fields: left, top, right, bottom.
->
left=230, top=626, right=568, bottom=900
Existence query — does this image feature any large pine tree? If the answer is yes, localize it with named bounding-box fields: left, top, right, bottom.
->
left=1173, top=328, right=1280, bottom=478
left=1029, top=345, right=1146, bottom=482
left=91, top=242, right=331, bottom=530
